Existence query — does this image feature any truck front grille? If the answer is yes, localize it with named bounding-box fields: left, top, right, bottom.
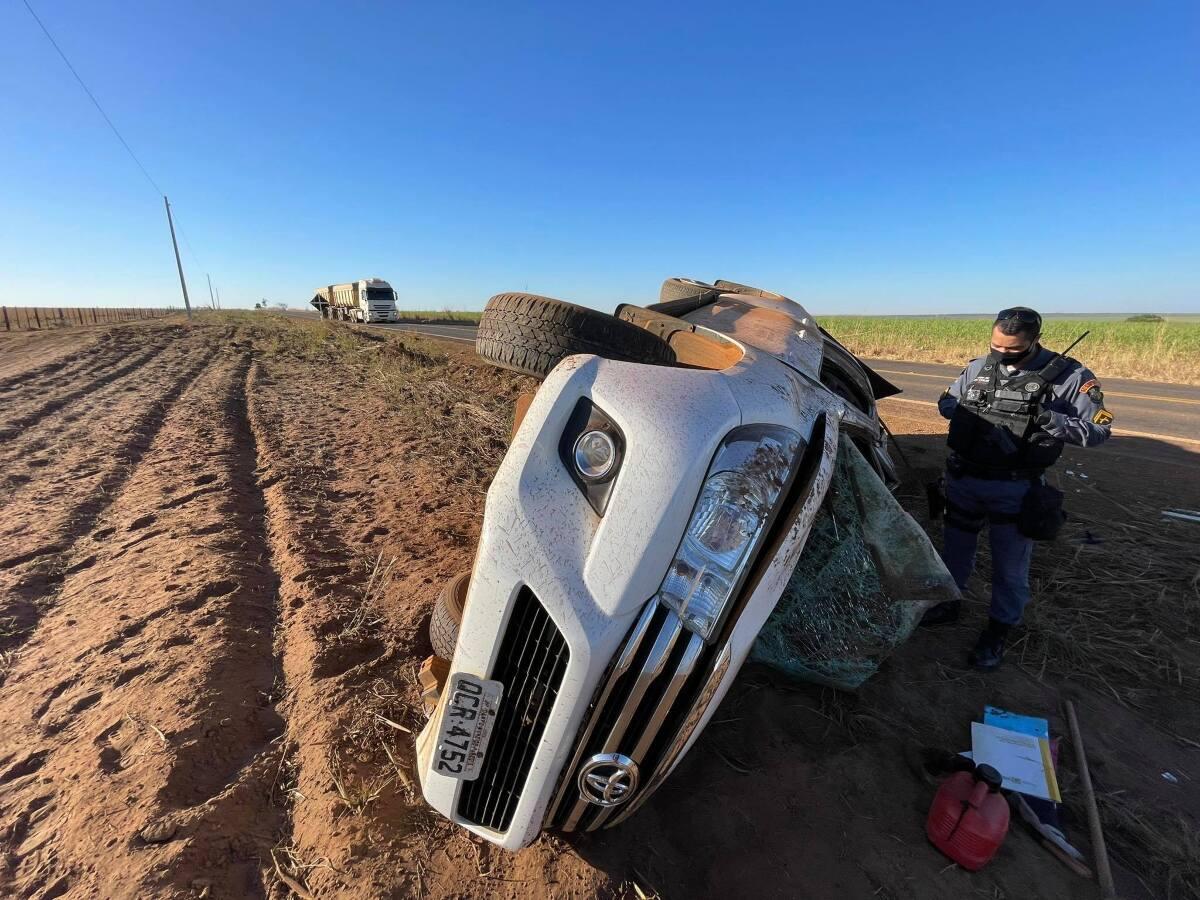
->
left=457, top=588, right=568, bottom=832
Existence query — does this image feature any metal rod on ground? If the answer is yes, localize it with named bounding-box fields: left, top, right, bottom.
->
left=163, top=196, right=192, bottom=321
left=1065, top=700, right=1117, bottom=899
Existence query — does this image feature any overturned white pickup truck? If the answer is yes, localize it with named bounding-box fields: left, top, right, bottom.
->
left=415, top=278, right=955, bottom=849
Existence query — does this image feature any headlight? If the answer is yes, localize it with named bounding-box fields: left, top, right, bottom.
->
left=659, top=425, right=802, bottom=640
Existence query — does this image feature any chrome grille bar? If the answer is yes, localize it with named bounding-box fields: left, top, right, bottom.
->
left=607, top=642, right=732, bottom=826
left=546, top=601, right=658, bottom=820
left=585, top=626, right=704, bottom=831
left=629, top=631, right=705, bottom=765
left=563, top=612, right=683, bottom=831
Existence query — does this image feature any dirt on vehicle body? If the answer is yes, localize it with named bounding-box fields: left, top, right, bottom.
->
left=415, top=279, right=961, bottom=850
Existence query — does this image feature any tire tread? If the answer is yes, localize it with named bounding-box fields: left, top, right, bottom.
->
left=476, top=292, right=675, bottom=378
left=429, top=572, right=469, bottom=660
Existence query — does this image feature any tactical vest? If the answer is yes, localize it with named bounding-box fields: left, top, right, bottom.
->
left=947, top=351, right=1075, bottom=472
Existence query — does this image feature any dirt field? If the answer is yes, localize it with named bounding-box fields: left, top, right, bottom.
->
left=1, top=314, right=1197, bottom=899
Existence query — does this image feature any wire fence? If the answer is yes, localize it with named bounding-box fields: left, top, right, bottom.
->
left=1, top=306, right=177, bottom=332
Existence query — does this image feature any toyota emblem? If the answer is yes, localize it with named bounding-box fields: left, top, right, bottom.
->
left=578, top=753, right=639, bottom=807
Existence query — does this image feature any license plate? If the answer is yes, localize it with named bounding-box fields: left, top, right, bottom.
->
left=434, top=673, right=503, bottom=781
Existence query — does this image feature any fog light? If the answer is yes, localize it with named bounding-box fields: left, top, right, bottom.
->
left=574, top=430, right=616, bottom=481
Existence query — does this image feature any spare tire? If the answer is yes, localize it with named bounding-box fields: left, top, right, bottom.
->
left=430, top=571, right=470, bottom=660
left=476, top=292, right=675, bottom=379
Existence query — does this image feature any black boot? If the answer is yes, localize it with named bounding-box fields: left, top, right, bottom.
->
left=920, top=599, right=961, bottom=627
left=968, top=619, right=1012, bottom=671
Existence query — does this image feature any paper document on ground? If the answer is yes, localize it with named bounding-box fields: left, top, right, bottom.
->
left=984, top=706, right=1050, bottom=739
left=970, top=721, right=1062, bottom=802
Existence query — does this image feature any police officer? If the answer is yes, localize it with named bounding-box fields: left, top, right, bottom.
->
left=920, top=307, right=1113, bottom=670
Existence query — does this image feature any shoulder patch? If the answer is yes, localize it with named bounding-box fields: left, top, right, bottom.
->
left=1079, top=378, right=1098, bottom=394
left=1092, top=408, right=1114, bottom=426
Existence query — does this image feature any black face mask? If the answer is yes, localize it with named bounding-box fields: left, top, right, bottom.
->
left=990, top=344, right=1035, bottom=365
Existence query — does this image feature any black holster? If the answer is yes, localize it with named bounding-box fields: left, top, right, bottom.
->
left=1018, top=481, right=1067, bottom=541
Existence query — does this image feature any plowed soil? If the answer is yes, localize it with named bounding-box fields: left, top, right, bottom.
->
left=1, top=314, right=1197, bottom=900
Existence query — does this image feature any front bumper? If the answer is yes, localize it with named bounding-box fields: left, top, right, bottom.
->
left=416, top=349, right=840, bottom=849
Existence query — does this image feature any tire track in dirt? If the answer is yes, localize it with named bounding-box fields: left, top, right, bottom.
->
left=0, top=341, right=221, bottom=667
left=239, top=349, right=613, bottom=899
left=0, top=348, right=290, bottom=898
left=0, top=332, right=192, bottom=480
left=0, top=332, right=213, bottom=520
left=0, top=326, right=153, bottom=397
left=243, top=358, right=407, bottom=898
left=0, top=341, right=168, bottom=440
left=0, top=329, right=103, bottom=384
left=0, top=340, right=103, bottom=394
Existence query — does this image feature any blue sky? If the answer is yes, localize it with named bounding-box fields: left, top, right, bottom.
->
left=2, top=1, right=1197, bottom=312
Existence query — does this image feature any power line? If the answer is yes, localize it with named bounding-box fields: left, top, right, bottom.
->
left=23, top=0, right=212, bottom=313
left=22, top=0, right=164, bottom=197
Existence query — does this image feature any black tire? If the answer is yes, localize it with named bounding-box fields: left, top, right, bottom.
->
left=476, top=292, right=676, bottom=379
left=659, top=277, right=721, bottom=304
left=430, top=571, right=470, bottom=660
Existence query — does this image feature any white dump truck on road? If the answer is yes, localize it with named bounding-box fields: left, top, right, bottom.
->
left=310, top=278, right=399, bottom=323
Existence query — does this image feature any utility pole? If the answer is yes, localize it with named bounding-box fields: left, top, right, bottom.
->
left=207, top=273, right=216, bottom=310
left=163, top=196, right=192, bottom=320
left=215, top=285, right=222, bottom=310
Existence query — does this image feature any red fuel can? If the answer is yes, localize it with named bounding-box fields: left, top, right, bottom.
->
left=927, top=763, right=1010, bottom=870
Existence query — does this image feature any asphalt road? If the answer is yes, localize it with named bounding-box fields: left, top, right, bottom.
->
left=382, top=322, right=1200, bottom=446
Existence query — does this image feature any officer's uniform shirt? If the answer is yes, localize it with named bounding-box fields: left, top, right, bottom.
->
left=937, top=347, right=1114, bottom=449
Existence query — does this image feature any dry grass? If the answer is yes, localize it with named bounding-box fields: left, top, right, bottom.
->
left=365, top=336, right=529, bottom=488
left=343, top=552, right=395, bottom=636
left=1015, top=503, right=1200, bottom=708
left=226, top=311, right=527, bottom=487
left=0, top=647, right=17, bottom=685
left=1095, top=790, right=1200, bottom=899
left=327, top=747, right=395, bottom=817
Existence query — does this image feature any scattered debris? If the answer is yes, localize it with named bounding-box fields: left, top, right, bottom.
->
left=1066, top=701, right=1118, bottom=899
left=137, top=820, right=178, bottom=844
left=374, top=713, right=411, bottom=734
left=1162, top=508, right=1200, bottom=523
